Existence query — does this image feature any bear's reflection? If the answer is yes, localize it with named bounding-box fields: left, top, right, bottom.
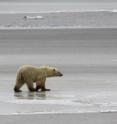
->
left=14, top=91, right=46, bottom=100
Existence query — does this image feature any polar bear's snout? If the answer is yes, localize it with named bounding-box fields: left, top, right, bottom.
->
left=56, top=71, right=63, bottom=77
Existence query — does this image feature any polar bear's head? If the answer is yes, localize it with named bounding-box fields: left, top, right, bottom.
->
left=42, top=65, right=63, bottom=77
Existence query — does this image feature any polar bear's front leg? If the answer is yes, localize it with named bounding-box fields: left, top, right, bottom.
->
left=41, top=78, right=51, bottom=91
left=36, top=78, right=50, bottom=91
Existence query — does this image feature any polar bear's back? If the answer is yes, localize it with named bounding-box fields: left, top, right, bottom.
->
left=18, top=65, right=38, bottom=73
left=17, top=65, right=40, bottom=81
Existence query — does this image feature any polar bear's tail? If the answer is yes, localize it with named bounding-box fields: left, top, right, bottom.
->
left=16, top=71, right=22, bottom=83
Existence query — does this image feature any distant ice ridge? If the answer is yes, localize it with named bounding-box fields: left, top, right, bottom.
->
left=111, top=9, right=117, bottom=12
left=0, top=9, right=117, bottom=14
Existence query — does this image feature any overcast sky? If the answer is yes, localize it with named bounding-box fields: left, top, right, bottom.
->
left=0, top=0, right=117, bottom=2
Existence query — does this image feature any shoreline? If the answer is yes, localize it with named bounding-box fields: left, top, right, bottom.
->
left=0, top=27, right=117, bottom=30
left=0, top=112, right=117, bottom=124
left=0, top=111, right=117, bottom=116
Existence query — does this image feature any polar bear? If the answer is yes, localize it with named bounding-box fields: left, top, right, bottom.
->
left=14, top=65, right=63, bottom=92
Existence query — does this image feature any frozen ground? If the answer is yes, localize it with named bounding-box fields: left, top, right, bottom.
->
left=0, top=28, right=117, bottom=115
